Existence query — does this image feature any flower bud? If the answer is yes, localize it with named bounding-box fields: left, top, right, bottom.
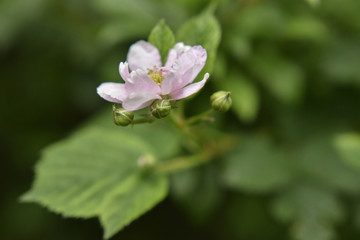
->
left=210, top=91, right=232, bottom=113
left=112, top=105, right=134, bottom=126
left=150, top=99, right=171, bottom=119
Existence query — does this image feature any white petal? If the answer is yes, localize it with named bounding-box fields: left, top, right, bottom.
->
left=175, top=42, right=191, bottom=52
left=164, top=49, right=177, bottom=69
left=170, top=73, right=209, bottom=100
left=122, top=92, right=161, bottom=111
left=164, top=45, right=207, bottom=94
left=160, top=70, right=176, bottom=95
left=97, top=82, right=128, bottom=103
left=127, top=40, right=162, bottom=71
left=164, top=42, right=191, bottom=69
left=161, top=46, right=207, bottom=94
left=125, top=69, right=161, bottom=94
left=119, top=62, right=130, bottom=81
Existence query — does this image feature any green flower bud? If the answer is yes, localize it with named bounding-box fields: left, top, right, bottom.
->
left=150, top=99, right=171, bottom=119
left=112, top=105, right=134, bottom=126
left=210, top=91, right=232, bottom=113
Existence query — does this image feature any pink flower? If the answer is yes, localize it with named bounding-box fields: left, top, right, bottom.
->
left=97, top=41, right=209, bottom=111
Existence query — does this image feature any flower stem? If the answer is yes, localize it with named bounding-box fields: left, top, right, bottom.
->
left=177, top=101, right=185, bottom=121
left=166, top=111, right=202, bottom=152
left=185, top=109, right=215, bottom=125
left=155, top=135, right=237, bottom=174
left=155, top=152, right=210, bottom=173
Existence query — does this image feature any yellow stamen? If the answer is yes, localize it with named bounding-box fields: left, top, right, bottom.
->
left=148, top=68, right=164, bottom=86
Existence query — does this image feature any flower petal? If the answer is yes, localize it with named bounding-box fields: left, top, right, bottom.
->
left=160, top=70, right=176, bottom=95
left=162, top=45, right=207, bottom=93
left=122, top=92, right=161, bottom=111
left=127, top=40, right=162, bottom=71
left=97, top=82, right=128, bottom=103
left=165, top=42, right=191, bottom=69
left=176, top=46, right=207, bottom=86
left=119, top=62, right=130, bottom=82
left=170, top=73, right=209, bottom=100
left=126, top=69, right=161, bottom=94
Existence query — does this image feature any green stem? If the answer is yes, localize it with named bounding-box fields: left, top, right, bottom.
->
left=167, top=110, right=184, bottom=129
left=185, top=109, right=215, bottom=125
left=155, top=152, right=210, bottom=173
left=167, top=111, right=202, bottom=152
left=177, top=101, right=185, bottom=121
left=155, top=135, right=237, bottom=174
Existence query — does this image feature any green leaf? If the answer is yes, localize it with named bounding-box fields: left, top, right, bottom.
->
left=225, top=195, right=284, bottom=239
left=334, top=133, right=360, bottom=171
left=224, top=33, right=252, bottom=61
left=101, top=174, right=168, bottom=239
left=176, top=6, right=221, bottom=74
left=355, top=204, right=360, bottom=230
left=212, top=57, right=259, bottom=123
left=88, top=109, right=181, bottom=161
left=148, top=19, right=175, bottom=64
left=249, top=49, right=304, bottom=105
left=222, top=135, right=294, bottom=192
left=320, top=39, right=360, bottom=85
left=229, top=3, right=285, bottom=40
left=21, top=110, right=180, bottom=239
left=0, top=0, right=44, bottom=49
left=305, top=0, right=321, bottom=7
left=170, top=164, right=222, bottom=224
left=284, top=16, right=328, bottom=43
left=221, top=71, right=260, bottom=123
left=298, top=136, right=360, bottom=194
left=272, top=185, right=344, bottom=240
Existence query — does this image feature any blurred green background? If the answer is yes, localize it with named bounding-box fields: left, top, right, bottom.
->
left=2, top=0, right=360, bottom=239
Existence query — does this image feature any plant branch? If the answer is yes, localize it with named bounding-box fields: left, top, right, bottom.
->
left=155, top=135, right=237, bottom=174
left=185, top=109, right=215, bottom=125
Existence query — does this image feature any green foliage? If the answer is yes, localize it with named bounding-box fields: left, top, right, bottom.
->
left=334, top=133, right=360, bottom=171
left=321, top=40, right=360, bottom=85
left=148, top=19, right=175, bottom=64
left=170, top=164, right=223, bottom=223
left=305, top=0, right=321, bottom=8
left=3, top=0, right=360, bottom=240
left=249, top=49, right=304, bottom=105
left=21, top=110, right=179, bottom=238
left=272, top=186, right=344, bottom=240
left=222, top=135, right=294, bottom=192
left=176, top=5, right=221, bottom=73
left=212, top=55, right=260, bottom=122
left=283, top=15, right=329, bottom=43
left=355, top=205, right=360, bottom=230
left=100, top=174, right=168, bottom=239
left=220, top=71, right=259, bottom=122
left=297, top=136, right=360, bottom=194
left=0, top=0, right=45, bottom=49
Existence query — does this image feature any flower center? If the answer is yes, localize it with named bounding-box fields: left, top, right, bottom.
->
left=148, top=67, right=164, bottom=86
